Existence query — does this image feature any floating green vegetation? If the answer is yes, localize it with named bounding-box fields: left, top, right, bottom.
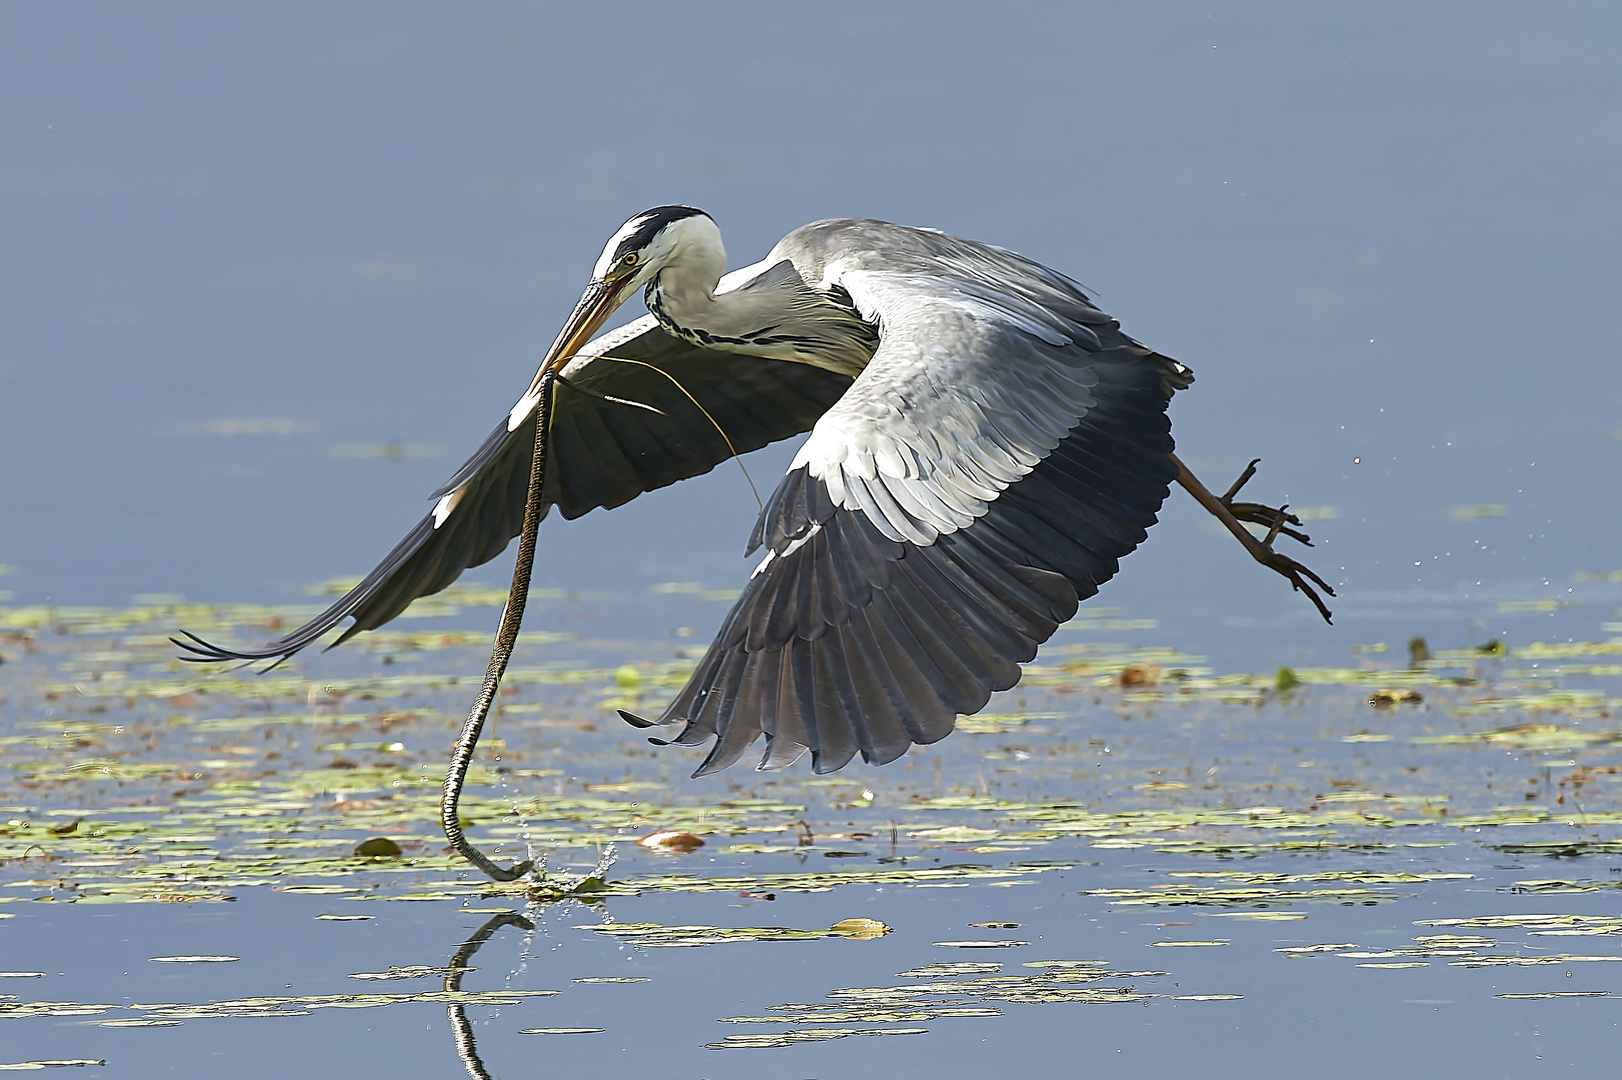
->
left=1505, top=877, right=1622, bottom=894
left=1415, top=720, right=1622, bottom=743
left=1276, top=917, right=1622, bottom=988
left=604, top=861, right=1077, bottom=898
left=1495, top=990, right=1610, bottom=999
left=1490, top=840, right=1622, bottom=858
left=0, top=1060, right=106, bottom=1070
left=955, top=711, right=1064, bottom=735
left=1082, top=881, right=1411, bottom=909
left=0, top=988, right=560, bottom=1024
left=574, top=920, right=892, bottom=949
left=708, top=1027, right=929, bottom=1050
left=707, top=958, right=1238, bottom=1049
left=897, top=963, right=1003, bottom=977
left=347, top=966, right=447, bottom=981
left=6, top=599, right=1622, bottom=906
left=1419, top=914, right=1622, bottom=935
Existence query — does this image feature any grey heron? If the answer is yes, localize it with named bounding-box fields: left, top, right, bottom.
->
left=179, top=206, right=1333, bottom=881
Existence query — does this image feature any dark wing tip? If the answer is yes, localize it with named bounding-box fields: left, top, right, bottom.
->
left=618, top=710, right=657, bottom=729
left=171, top=629, right=302, bottom=671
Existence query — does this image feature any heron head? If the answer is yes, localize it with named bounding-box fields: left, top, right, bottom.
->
left=537, top=206, right=721, bottom=380
left=591, top=205, right=720, bottom=290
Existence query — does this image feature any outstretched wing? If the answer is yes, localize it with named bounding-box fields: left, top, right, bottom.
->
left=177, top=316, right=853, bottom=664
left=633, top=220, right=1192, bottom=776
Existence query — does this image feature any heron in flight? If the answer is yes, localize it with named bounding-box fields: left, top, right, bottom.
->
left=179, top=206, right=1332, bottom=880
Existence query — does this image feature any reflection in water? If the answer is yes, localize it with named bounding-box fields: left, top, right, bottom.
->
left=444, top=910, right=536, bottom=1080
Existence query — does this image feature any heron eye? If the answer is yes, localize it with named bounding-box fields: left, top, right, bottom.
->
left=622, top=252, right=639, bottom=266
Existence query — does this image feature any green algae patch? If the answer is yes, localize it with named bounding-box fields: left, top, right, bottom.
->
left=1494, top=991, right=1610, bottom=999
left=4, top=987, right=563, bottom=1025
left=708, top=1027, right=929, bottom=1050
left=8, top=600, right=1622, bottom=909
left=1419, top=914, right=1622, bottom=936
left=707, top=957, right=1239, bottom=1049
left=1083, top=883, right=1407, bottom=908
left=575, top=920, right=891, bottom=948
left=0, top=1060, right=106, bottom=1070
left=897, top=963, right=1004, bottom=977
left=1504, top=879, right=1622, bottom=894
left=1275, top=916, right=1622, bottom=987
left=519, top=1026, right=605, bottom=1034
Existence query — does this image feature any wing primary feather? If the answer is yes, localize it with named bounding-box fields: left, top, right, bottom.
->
left=900, top=549, right=1032, bottom=670
left=832, top=621, right=913, bottom=765
left=848, top=605, right=955, bottom=745
left=787, top=638, right=822, bottom=764
left=768, top=647, right=812, bottom=753
left=177, top=329, right=849, bottom=668
left=690, top=651, right=760, bottom=777
left=870, top=575, right=991, bottom=715
left=807, top=639, right=859, bottom=775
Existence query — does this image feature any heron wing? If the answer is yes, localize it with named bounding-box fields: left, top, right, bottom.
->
left=640, top=221, right=1191, bottom=775
left=176, top=316, right=852, bottom=664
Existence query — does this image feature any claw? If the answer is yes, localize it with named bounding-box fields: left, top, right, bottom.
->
left=1174, top=454, right=1336, bottom=625
left=1219, top=460, right=1314, bottom=546
left=1220, top=458, right=1262, bottom=503
left=1257, top=548, right=1336, bottom=624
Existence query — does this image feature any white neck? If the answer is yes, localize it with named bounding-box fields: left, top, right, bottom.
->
left=643, top=215, right=726, bottom=303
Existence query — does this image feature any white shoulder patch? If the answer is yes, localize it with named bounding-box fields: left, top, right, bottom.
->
left=432, top=487, right=465, bottom=528
left=715, top=257, right=780, bottom=296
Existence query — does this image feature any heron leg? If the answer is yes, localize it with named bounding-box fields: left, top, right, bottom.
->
left=1172, top=454, right=1335, bottom=624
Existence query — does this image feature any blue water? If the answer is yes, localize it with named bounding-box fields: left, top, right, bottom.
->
left=3, top=4, right=1621, bottom=1075
left=3, top=1, right=1619, bottom=672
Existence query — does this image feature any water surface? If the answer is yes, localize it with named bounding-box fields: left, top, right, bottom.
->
left=2, top=3, right=1620, bottom=1076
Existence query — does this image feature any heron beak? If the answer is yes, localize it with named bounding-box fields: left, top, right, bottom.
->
left=529, top=277, right=635, bottom=392
left=506, top=275, right=636, bottom=433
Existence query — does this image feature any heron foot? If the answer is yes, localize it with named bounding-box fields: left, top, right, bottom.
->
left=1253, top=546, right=1336, bottom=624
left=1174, top=454, right=1336, bottom=625
left=1219, top=458, right=1313, bottom=546
left=1220, top=458, right=1335, bottom=622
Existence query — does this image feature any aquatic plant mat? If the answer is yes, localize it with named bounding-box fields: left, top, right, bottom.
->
left=4, top=596, right=1622, bottom=1076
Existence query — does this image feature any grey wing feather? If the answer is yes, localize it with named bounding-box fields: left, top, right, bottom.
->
left=637, top=220, right=1190, bottom=775
left=176, top=318, right=852, bottom=664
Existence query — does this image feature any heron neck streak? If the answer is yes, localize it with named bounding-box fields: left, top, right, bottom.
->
left=645, top=267, right=876, bottom=377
